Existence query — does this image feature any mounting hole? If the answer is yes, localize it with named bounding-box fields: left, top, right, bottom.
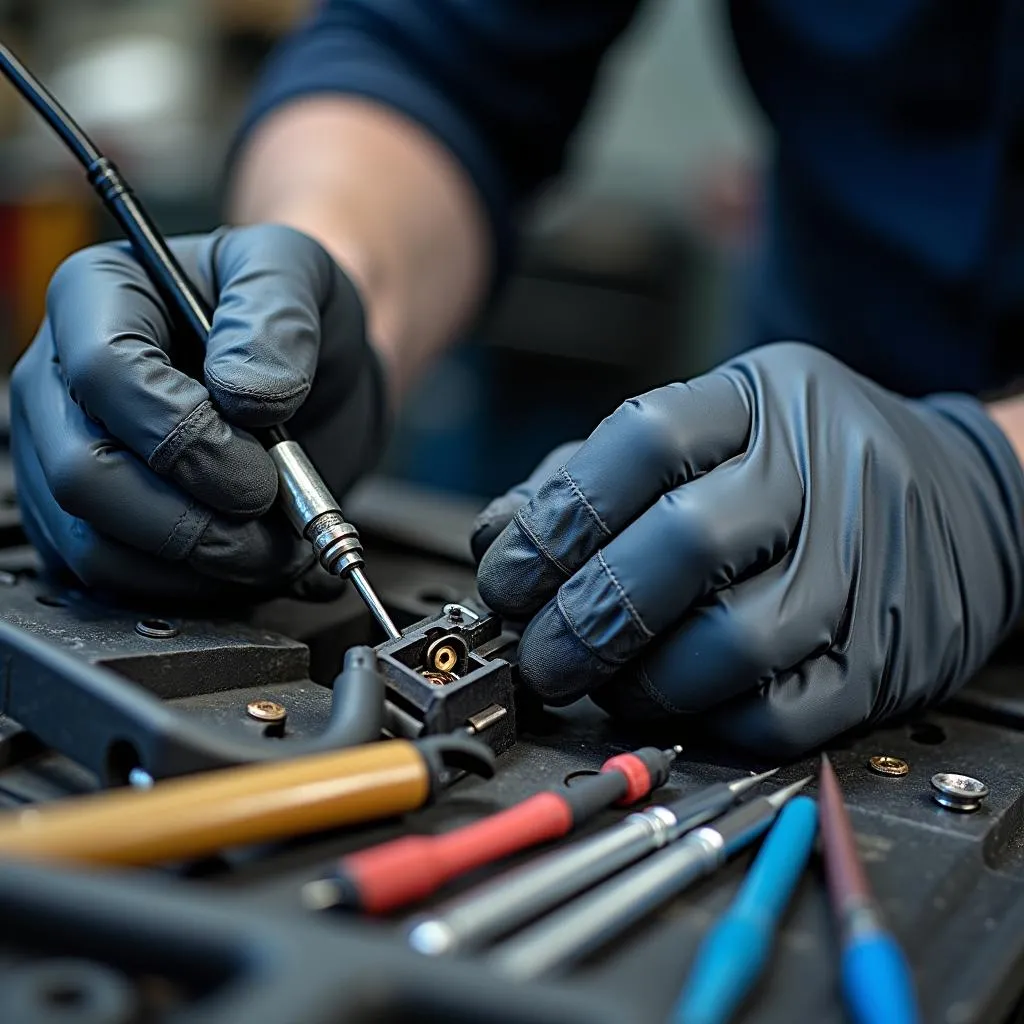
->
left=36, top=593, right=67, bottom=608
left=105, top=740, right=143, bottom=787
left=135, top=618, right=179, bottom=639
left=417, top=585, right=458, bottom=606
left=909, top=722, right=946, bottom=745
left=0, top=960, right=135, bottom=1023
left=0, top=492, right=17, bottom=507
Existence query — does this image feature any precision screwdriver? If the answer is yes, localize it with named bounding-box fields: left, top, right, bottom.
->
left=0, top=41, right=400, bottom=641
left=303, top=745, right=681, bottom=914
left=819, top=755, right=919, bottom=1024
left=407, top=767, right=778, bottom=956
left=486, top=776, right=811, bottom=980
left=671, top=794, right=819, bottom=1024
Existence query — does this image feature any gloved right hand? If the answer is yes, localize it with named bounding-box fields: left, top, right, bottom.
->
left=10, top=224, right=389, bottom=603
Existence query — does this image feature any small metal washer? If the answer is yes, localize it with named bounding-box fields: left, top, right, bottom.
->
left=247, top=699, right=287, bottom=723
left=135, top=618, right=179, bottom=640
left=868, top=755, right=910, bottom=777
left=931, top=772, right=989, bottom=812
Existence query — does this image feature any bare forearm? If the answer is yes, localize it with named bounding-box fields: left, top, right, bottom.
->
left=988, top=395, right=1024, bottom=470
left=228, top=97, right=491, bottom=401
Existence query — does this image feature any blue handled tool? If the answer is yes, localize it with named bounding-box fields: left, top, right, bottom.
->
left=670, top=794, right=818, bottom=1024
left=819, top=754, right=918, bottom=1024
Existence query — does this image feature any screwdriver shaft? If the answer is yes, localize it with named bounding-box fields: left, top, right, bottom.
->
left=349, top=567, right=401, bottom=640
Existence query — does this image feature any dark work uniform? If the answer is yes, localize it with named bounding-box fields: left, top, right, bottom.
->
left=239, top=1, right=1024, bottom=398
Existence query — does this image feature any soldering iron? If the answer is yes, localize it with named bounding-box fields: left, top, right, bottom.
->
left=0, top=41, right=401, bottom=641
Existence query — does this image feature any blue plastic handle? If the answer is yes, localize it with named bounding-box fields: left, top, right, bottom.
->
left=843, top=932, right=919, bottom=1024
left=670, top=795, right=818, bottom=1024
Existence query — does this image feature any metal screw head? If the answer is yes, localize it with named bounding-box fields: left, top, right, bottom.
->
left=931, top=772, right=988, bottom=812
left=247, top=699, right=287, bottom=723
left=135, top=618, right=179, bottom=639
left=443, top=602, right=479, bottom=623
left=868, top=755, right=910, bottom=777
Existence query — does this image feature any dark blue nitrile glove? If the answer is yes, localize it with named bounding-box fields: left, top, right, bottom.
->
left=472, top=342, right=1024, bottom=756
left=10, top=225, right=388, bottom=603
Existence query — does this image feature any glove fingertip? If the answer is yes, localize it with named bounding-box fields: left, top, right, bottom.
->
left=470, top=496, right=521, bottom=562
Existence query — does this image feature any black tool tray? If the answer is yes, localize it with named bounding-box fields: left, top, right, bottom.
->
left=0, top=469, right=1023, bottom=1024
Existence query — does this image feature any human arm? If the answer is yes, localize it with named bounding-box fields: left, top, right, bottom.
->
left=987, top=396, right=1024, bottom=471
left=227, top=0, right=643, bottom=397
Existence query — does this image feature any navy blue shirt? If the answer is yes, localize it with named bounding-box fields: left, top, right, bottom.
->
left=239, top=1, right=1024, bottom=397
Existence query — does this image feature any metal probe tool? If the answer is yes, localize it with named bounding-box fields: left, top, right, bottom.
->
left=407, top=767, right=778, bottom=956
left=485, top=776, right=811, bottom=980
left=0, top=41, right=400, bottom=641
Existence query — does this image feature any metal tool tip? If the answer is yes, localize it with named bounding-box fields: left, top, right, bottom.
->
left=662, top=744, right=684, bottom=760
left=727, top=766, right=780, bottom=794
left=300, top=878, right=342, bottom=912
left=766, top=775, right=813, bottom=807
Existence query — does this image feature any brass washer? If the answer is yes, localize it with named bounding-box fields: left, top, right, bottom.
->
left=247, top=699, right=287, bottom=723
left=868, top=755, right=909, bottom=777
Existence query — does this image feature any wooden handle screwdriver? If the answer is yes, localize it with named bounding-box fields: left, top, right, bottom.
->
left=0, top=736, right=494, bottom=866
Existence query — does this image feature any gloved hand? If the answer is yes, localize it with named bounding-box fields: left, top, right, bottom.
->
left=472, top=342, right=1024, bottom=755
left=10, top=225, right=388, bottom=603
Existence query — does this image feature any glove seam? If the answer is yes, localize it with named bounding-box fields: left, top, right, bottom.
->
left=150, top=400, right=214, bottom=474
left=636, top=659, right=685, bottom=715
left=514, top=508, right=571, bottom=578
left=158, top=501, right=210, bottom=560
left=555, top=587, right=623, bottom=669
left=560, top=466, right=613, bottom=538
left=596, top=549, right=654, bottom=640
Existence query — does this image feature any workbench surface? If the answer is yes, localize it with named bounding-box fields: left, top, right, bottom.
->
left=0, top=475, right=1022, bottom=1024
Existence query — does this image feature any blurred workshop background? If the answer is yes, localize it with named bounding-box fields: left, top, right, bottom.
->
left=0, top=0, right=767, bottom=499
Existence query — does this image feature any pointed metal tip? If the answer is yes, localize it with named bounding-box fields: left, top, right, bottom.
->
left=766, top=775, right=813, bottom=808
left=726, top=767, right=780, bottom=795
left=673, top=744, right=684, bottom=754
left=662, top=744, right=684, bottom=761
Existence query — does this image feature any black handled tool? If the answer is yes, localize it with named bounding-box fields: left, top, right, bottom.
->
left=0, top=41, right=400, bottom=641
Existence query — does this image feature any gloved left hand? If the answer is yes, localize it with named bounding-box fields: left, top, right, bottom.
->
left=472, top=342, right=1024, bottom=756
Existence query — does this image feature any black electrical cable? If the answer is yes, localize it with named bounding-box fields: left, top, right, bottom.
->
left=0, top=41, right=279, bottom=431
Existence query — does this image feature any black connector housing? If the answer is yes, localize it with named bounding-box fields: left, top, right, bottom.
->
left=375, top=604, right=518, bottom=754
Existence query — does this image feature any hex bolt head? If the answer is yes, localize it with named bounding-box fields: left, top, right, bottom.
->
left=868, top=755, right=910, bottom=777
left=931, top=772, right=989, bottom=812
left=247, top=699, right=287, bottom=723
